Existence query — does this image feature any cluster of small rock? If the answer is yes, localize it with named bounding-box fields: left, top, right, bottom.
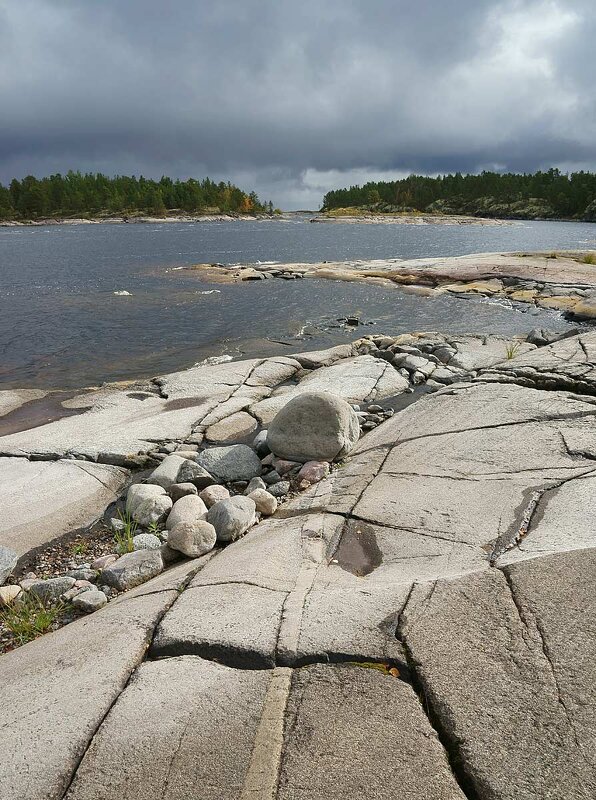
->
left=0, top=391, right=363, bottom=621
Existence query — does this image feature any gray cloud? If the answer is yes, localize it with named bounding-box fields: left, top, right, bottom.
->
left=0, top=0, right=594, bottom=208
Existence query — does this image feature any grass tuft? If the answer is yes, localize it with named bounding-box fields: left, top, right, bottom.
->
left=582, top=253, right=596, bottom=265
left=0, top=593, right=67, bottom=647
left=114, top=509, right=137, bottom=554
left=505, top=341, right=522, bottom=360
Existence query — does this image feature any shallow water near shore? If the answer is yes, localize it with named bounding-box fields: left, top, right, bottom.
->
left=1, top=216, right=594, bottom=389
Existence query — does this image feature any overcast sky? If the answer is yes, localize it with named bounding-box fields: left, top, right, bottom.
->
left=0, top=0, right=594, bottom=209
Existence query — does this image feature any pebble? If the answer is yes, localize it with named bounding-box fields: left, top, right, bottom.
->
left=91, top=554, right=118, bottom=571
left=264, top=470, right=282, bottom=485
left=245, top=476, right=267, bottom=494
left=253, top=430, right=270, bottom=456
left=66, top=568, right=98, bottom=582
left=367, top=404, right=384, bottom=413
left=297, top=461, right=330, bottom=485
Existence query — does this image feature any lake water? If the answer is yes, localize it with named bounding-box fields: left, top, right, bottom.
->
left=1, top=216, right=595, bottom=389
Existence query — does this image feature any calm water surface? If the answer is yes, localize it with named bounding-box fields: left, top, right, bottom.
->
left=1, top=216, right=595, bottom=388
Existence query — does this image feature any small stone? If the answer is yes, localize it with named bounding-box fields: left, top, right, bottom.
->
left=207, top=496, right=257, bottom=542
left=261, top=453, right=275, bottom=467
left=91, top=554, right=118, bottom=571
left=0, top=545, right=18, bottom=586
left=248, top=488, right=278, bottom=515
left=245, top=477, right=267, bottom=494
left=167, top=482, right=199, bottom=503
left=132, top=533, right=162, bottom=551
left=199, top=485, right=231, bottom=508
left=110, top=517, right=126, bottom=533
left=166, top=495, right=208, bottom=529
left=272, top=458, right=300, bottom=476
left=101, top=550, right=163, bottom=591
left=176, top=442, right=199, bottom=452
left=29, top=577, right=76, bottom=603
left=264, top=470, right=282, bottom=485
left=253, top=430, right=270, bottom=456
left=167, top=520, right=217, bottom=558
left=367, top=404, right=383, bottom=413
left=66, top=569, right=98, bottom=582
left=297, top=461, right=330, bottom=485
left=62, top=587, right=88, bottom=602
left=73, top=579, right=95, bottom=589
left=268, top=480, right=290, bottom=498
left=126, top=483, right=167, bottom=516
left=19, top=578, right=37, bottom=591
left=160, top=543, right=183, bottom=564
left=0, top=585, right=21, bottom=607
left=172, top=450, right=200, bottom=460
left=72, top=590, right=108, bottom=613
left=146, top=455, right=188, bottom=489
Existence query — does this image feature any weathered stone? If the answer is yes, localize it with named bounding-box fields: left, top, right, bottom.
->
left=72, top=590, right=108, bottom=613
left=297, top=460, right=330, bottom=485
left=125, top=483, right=166, bottom=516
left=132, top=494, right=172, bottom=527
left=101, top=550, right=163, bottom=591
left=248, top=488, right=278, bottom=515
left=199, top=484, right=231, bottom=507
left=196, top=444, right=262, bottom=482
left=167, top=520, right=217, bottom=558
left=65, top=568, right=98, bottom=582
left=165, top=494, right=208, bottom=529
left=253, top=429, right=270, bottom=456
left=0, top=459, right=128, bottom=557
left=0, top=545, right=18, bottom=585
left=146, top=455, right=188, bottom=489
left=91, top=554, right=118, bottom=571
left=29, top=576, right=76, bottom=603
left=176, top=460, right=216, bottom=489
left=167, top=482, right=198, bottom=503
left=207, top=496, right=256, bottom=542
left=267, top=392, right=360, bottom=462
left=244, top=476, right=266, bottom=494
left=132, top=533, right=162, bottom=551
left=268, top=480, right=290, bottom=497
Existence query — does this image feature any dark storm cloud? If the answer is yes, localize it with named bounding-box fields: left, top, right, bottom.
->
left=0, top=0, right=594, bottom=207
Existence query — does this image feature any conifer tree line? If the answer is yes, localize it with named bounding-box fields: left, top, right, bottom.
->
left=321, top=168, right=596, bottom=219
left=0, top=172, right=276, bottom=219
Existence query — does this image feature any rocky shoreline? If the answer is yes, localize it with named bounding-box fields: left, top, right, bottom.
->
left=185, top=249, right=596, bottom=321
left=309, top=211, right=516, bottom=225
left=0, top=212, right=290, bottom=227
left=1, top=328, right=596, bottom=797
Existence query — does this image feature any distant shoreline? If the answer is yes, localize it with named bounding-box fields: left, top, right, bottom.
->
left=0, top=212, right=292, bottom=227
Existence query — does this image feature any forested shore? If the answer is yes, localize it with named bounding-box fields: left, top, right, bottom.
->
left=322, top=168, right=596, bottom=221
left=0, top=172, right=277, bottom=219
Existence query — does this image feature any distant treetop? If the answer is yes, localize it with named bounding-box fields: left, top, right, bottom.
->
left=0, top=171, right=272, bottom=219
left=321, top=168, right=596, bottom=221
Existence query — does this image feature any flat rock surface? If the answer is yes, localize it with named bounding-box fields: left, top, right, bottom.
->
left=3, top=331, right=596, bottom=797
left=0, top=457, right=128, bottom=555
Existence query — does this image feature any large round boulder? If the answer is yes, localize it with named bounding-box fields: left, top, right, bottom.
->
left=266, top=392, right=360, bottom=463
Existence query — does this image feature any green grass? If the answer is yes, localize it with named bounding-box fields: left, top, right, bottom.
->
left=71, top=540, right=88, bottom=557
left=0, top=594, right=67, bottom=647
left=582, top=253, right=596, bottom=265
left=114, top=509, right=137, bottom=554
left=505, top=341, right=523, bottom=360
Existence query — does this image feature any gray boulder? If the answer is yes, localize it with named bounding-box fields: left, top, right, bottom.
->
left=72, top=590, right=108, bottom=613
left=177, top=460, right=216, bottom=490
left=29, top=576, right=76, bottom=603
left=132, top=533, right=162, bottom=551
left=146, top=455, right=188, bottom=489
left=125, top=483, right=167, bottom=517
left=101, top=550, right=163, bottom=591
left=167, top=520, right=217, bottom=558
left=197, top=444, right=262, bottom=482
left=0, top=546, right=17, bottom=586
left=132, top=494, right=172, bottom=527
left=267, top=391, right=360, bottom=462
left=167, top=482, right=198, bottom=503
left=166, top=495, right=208, bottom=530
left=207, top=496, right=257, bottom=542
